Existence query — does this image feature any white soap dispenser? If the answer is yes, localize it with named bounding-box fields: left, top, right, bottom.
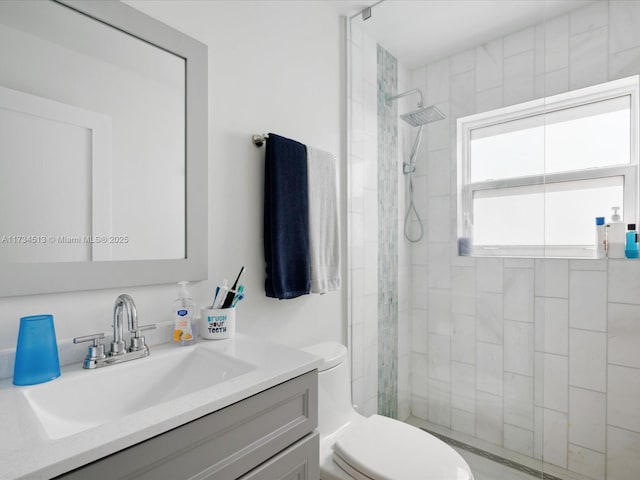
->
left=607, top=206, right=625, bottom=258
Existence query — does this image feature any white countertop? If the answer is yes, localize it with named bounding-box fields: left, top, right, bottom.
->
left=0, top=333, right=322, bottom=480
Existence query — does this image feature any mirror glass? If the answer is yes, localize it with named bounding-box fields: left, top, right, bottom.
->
left=0, top=0, right=186, bottom=263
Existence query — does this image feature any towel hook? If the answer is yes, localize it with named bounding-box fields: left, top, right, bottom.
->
left=252, top=133, right=269, bottom=147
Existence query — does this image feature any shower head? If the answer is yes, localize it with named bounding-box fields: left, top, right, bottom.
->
left=386, top=88, right=446, bottom=127
left=400, top=105, right=446, bottom=127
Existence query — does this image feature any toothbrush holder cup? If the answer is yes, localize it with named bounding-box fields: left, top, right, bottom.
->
left=13, top=314, right=61, bottom=386
left=201, top=307, right=235, bottom=340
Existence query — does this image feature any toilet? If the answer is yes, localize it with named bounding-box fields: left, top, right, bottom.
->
left=302, top=342, right=474, bottom=480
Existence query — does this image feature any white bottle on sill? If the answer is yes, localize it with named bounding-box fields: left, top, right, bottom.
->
left=607, top=206, right=625, bottom=259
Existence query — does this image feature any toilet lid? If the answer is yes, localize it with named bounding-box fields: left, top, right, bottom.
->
left=333, top=415, right=473, bottom=480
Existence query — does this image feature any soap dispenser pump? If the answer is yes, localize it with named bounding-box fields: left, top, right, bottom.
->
left=608, top=207, right=625, bottom=258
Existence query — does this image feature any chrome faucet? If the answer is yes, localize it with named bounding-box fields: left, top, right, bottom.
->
left=73, top=294, right=156, bottom=369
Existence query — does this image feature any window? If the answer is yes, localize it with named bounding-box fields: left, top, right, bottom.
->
left=457, top=75, right=639, bottom=258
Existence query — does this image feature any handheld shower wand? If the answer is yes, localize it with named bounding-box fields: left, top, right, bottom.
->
left=386, top=89, right=446, bottom=243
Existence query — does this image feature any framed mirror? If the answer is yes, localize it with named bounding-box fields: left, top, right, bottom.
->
left=0, top=0, right=207, bottom=296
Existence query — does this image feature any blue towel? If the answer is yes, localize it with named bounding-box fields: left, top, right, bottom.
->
left=264, top=133, right=310, bottom=299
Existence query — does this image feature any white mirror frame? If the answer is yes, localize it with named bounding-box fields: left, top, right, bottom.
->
left=1, top=0, right=208, bottom=297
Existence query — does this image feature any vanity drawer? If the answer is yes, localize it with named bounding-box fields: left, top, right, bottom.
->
left=238, top=432, right=319, bottom=480
left=56, top=370, right=318, bottom=480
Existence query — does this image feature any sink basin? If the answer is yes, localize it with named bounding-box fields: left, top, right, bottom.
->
left=21, top=344, right=255, bottom=439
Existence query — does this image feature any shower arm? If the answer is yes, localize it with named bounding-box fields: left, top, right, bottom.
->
left=386, top=88, right=424, bottom=107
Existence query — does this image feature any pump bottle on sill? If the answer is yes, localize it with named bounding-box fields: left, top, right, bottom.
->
left=625, top=224, right=639, bottom=259
left=595, top=217, right=606, bottom=258
left=607, top=207, right=625, bottom=259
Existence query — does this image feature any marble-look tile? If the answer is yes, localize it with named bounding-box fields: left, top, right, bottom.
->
left=451, top=266, right=476, bottom=315
left=544, top=408, right=568, bottom=468
left=570, top=0, right=608, bottom=35
left=476, top=257, right=503, bottom=294
left=451, top=48, right=475, bottom=75
left=569, top=270, right=607, bottom=331
left=428, top=378, right=451, bottom=427
left=503, top=50, right=535, bottom=106
left=426, top=58, right=450, bottom=104
left=428, top=333, right=450, bottom=382
left=427, top=195, right=450, bottom=243
left=535, top=23, right=545, bottom=76
left=535, top=297, right=569, bottom=356
left=569, top=258, right=607, bottom=271
left=411, top=308, right=427, bottom=354
left=609, top=46, right=640, bottom=81
left=476, top=292, right=503, bottom=344
left=451, top=408, right=475, bottom=437
left=544, top=15, right=570, bottom=73
left=398, top=354, right=411, bottom=421
left=451, top=70, right=475, bottom=119
left=569, top=386, right=606, bottom=453
left=427, top=242, right=451, bottom=289
left=570, top=26, right=608, bottom=90
left=534, top=352, right=544, bottom=407
left=411, top=352, right=428, bottom=397
left=411, top=395, right=428, bottom=420
left=569, top=328, right=606, bottom=392
left=451, top=361, right=475, bottom=413
left=426, top=102, right=450, bottom=152
left=504, top=372, right=534, bottom=430
left=351, top=321, right=364, bottom=381
left=475, top=86, right=503, bottom=113
left=544, top=353, right=568, bottom=412
left=608, top=260, right=640, bottom=304
left=609, top=0, right=640, bottom=54
left=504, top=27, right=535, bottom=58
left=608, top=303, right=640, bottom=369
left=607, top=425, right=640, bottom=480
left=451, top=313, right=475, bottom=365
left=568, top=444, right=605, bottom=480
left=410, top=66, right=426, bottom=91
left=476, top=39, right=504, bottom=92
left=542, top=68, right=569, bottom=96
left=534, top=406, right=543, bottom=460
left=534, top=259, right=569, bottom=298
left=411, top=265, right=427, bottom=309
left=608, top=364, right=640, bottom=433
left=476, top=342, right=503, bottom=396
left=410, top=235, right=427, bottom=266
left=503, top=424, right=534, bottom=457
left=504, top=320, right=534, bottom=376
left=504, top=267, right=534, bottom=323
left=427, top=149, right=450, bottom=197
left=476, top=390, right=503, bottom=446
left=427, top=289, right=450, bottom=336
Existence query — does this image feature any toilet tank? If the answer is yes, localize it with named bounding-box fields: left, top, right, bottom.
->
left=302, top=342, right=360, bottom=438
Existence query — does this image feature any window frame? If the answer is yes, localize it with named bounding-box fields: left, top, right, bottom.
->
left=457, top=75, right=640, bottom=258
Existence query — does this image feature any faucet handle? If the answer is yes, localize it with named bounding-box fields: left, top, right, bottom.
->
left=129, top=323, right=156, bottom=352
left=73, top=333, right=106, bottom=362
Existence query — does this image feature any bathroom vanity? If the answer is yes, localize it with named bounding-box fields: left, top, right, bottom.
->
left=0, top=334, right=321, bottom=480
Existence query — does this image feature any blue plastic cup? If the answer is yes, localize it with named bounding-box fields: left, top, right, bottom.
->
left=13, top=314, right=60, bottom=386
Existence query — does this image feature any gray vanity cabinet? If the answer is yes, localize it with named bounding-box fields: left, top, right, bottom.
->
left=56, top=370, right=319, bottom=480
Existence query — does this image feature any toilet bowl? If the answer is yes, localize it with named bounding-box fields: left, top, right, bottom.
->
left=302, top=342, right=473, bottom=480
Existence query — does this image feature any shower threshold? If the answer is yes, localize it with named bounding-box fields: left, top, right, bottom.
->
left=421, top=428, right=564, bottom=480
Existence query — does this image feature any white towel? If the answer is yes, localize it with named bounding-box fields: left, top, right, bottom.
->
left=306, top=146, right=341, bottom=294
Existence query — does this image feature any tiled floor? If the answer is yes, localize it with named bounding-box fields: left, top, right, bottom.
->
left=454, top=447, right=541, bottom=480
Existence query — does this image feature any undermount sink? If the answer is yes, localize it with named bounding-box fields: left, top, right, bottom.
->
left=20, top=343, right=255, bottom=440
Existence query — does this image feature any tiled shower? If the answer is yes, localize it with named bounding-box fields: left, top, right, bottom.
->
left=348, top=1, right=640, bottom=479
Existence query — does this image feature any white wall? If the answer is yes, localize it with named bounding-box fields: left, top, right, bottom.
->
left=0, top=1, right=346, bottom=367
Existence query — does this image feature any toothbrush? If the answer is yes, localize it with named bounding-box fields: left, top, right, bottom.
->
left=222, top=266, right=245, bottom=308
